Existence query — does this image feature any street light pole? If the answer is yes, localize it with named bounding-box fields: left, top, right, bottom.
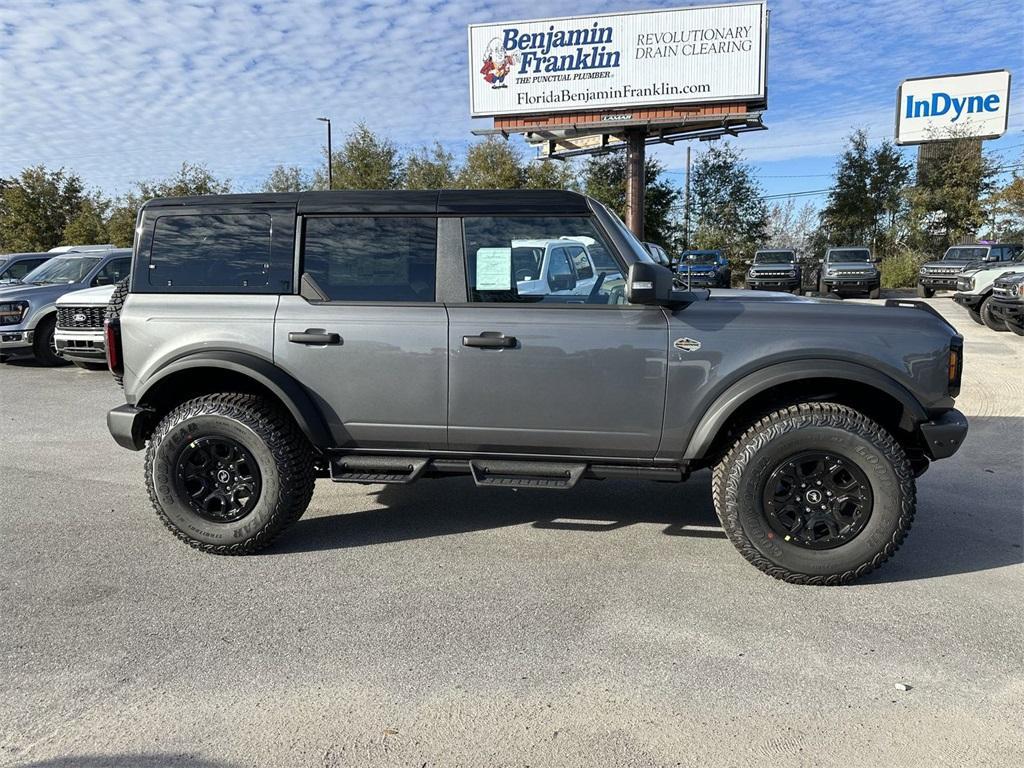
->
left=317, top=117, right=332, bottom=190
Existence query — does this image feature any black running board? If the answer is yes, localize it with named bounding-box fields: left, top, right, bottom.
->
left=330, top=456, right=428, bottom=484
left=468, top=460, right=586, bottom=490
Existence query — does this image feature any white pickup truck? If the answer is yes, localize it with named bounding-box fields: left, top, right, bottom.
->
left=512, top=238, right=612, bottom=298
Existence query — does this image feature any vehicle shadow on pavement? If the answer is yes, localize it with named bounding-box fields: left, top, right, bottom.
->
left=267, top=470, right=726, bottom=556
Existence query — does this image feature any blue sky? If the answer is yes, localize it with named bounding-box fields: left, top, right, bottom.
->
left=0, top=0, right=1021, bottom=204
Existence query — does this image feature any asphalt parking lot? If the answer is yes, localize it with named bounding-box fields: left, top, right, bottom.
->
left=1, top=296, right=1021, bottom=768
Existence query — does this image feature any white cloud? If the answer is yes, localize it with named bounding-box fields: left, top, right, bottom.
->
left=0, top=0, right=1020, bottom=194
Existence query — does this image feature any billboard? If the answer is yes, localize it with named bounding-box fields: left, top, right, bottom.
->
left=895, top=70, right=1011, bottom=145
left=468, top=2, right=768, bottom=118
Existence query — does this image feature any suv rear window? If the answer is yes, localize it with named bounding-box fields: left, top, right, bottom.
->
left=302, top=217, right=437, bottom=302
left=149, top=213, right=272, bottom=288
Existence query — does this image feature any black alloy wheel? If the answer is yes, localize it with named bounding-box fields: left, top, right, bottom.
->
left=761, top=451, right=873, bottom=550
left=174, top=436, right=262, bottom=523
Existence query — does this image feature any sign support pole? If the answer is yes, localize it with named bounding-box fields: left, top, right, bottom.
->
left=625, top=129, right=646, bottom=238
left=683, top=145, right=692, bottom=249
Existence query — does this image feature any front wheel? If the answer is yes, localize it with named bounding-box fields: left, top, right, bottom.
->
left=72, top=360, right=108, bottom=370
left=966, top=306, right=984, bottom=325
left=1007, top=319, right=1024, bottom=337
left=868, top=286, right=881, bottom=300
left=712, top=403, right=915, bottom=585
left=31, top=315, right=69, bottom=367
left=980, top=297, right=1009, bottom=332
left=917, top=284, right=934, bottom=298
left=145, top=393, right=315, bottom=554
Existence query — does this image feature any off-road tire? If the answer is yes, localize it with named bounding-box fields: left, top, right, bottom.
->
left=868, top=286, right=881, bottom=300
left=712, top=402, right=915, bottom=585
left=916, top=284, right=934, bottom=298
left=966, top=306, right=984, bottom=325
left=105, top=277, right=130, bottom=385
left=1007, top=318, right=1024, bottom=337
left=31, top=314, right=68, bottom=366
left=72, top=360, right=108, bottom=370
left=980, top=297, right=1009, bottom=332
left=145, top=393, right=315, bottom=555
left=791, top=287, right=803, bottom=296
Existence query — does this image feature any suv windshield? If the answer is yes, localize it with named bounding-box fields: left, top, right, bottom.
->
left=827, top=249, right=870, bottom=263
left=682, top=251, right=719, bottom=265
left=754, top=251, right=795, bottom=264
left=944, top=247, right=988, bottom=261
left=23, top=255, right=100, bottom=284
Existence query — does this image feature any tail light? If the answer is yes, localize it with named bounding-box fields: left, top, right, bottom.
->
left=947, top=338, right=963, bottom=397
left=105, top=317, right=123, bottom=377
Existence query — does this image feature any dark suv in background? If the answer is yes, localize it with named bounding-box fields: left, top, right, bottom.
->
left=676, top=249, right=731, bottom=288
left=745, top=249, right=802, bottom=294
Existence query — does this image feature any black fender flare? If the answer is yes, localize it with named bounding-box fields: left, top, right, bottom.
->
left=682, top=359, right=930, bottom=460
left=135, top=350, right=332, bottom=448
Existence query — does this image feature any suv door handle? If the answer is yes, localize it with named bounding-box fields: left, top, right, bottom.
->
left=462, top=332, right=517, bottom=349
left=289, top=330, right=342, bottom=345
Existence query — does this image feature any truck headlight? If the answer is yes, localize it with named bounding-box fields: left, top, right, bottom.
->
left=826, top=268, right=837, bottom=277
left=1012, top=283, right=1021, bottom=297
left=0, top=301, right=29, bottom=326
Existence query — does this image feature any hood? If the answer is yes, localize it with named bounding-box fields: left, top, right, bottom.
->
left=679, top=264, right=720, bottom=274
left=0, top=281, right=87, bottom=305
left=710, top=288, right=807, bottom=302
left=921, top=258, right=972, bottom=269
left=55, top=284, right=116, bottom=307
left=825, top=261, right=878, bottom=271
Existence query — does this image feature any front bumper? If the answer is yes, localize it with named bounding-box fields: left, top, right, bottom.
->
left=989, top=300, right=1024, bottom=324
left=918, top=409, right=968, bottom=460
left=952, top=293, right=985, bottom=312
left=919, top=276, right=959, bottom=290
left=55, top=327, right=106, bottom=361
left=108, top=404, right=152, bottom=451
left=0, top=327, right=33, bottom=351
left=747, top=279, right=799, bottom=291
left=823, top=277, right=880, bottom=292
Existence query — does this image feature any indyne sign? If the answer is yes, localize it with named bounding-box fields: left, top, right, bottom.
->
left=468, top=2, right=768, bottom=118
left=895, top=70, right=1011, bottom=145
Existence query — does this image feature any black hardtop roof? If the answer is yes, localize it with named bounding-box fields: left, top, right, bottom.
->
left=948, top=242, right=1022, bottom=248
left=142, top=189, right=593, bottom=215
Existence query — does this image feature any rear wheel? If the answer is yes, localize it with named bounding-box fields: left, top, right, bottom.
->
left=145, top=393, right=315, bottom=554
left=31, top=315, right=68, bottom=367
left=917, top=284, right=934, bottom=298
left=712, top=403, right=915, bottom=585
left=980, top=297, right=1009, bottom=332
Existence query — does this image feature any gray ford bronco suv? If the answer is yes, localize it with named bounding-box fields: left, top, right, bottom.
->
left=105, top=191, right=967, bottom=585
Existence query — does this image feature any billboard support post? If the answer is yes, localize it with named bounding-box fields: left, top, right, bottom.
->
left=625, top=130, right=646, bottom=238
left=683, top=145, right=692, bottom=250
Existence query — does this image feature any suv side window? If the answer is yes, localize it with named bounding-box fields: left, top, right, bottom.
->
left=464, top=216, right=625, bottom=304
left=148, top=213, right=273, bottom=289
left=93, top=257, right=131, bottom=286
left=302, top=216, right=437, bottom=302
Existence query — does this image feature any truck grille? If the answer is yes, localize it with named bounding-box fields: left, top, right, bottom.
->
left=924, top=266, right=960, bottom=275
left=57, top=306, right=106, bottom=329
left=753, top=270, right=791, bottom=278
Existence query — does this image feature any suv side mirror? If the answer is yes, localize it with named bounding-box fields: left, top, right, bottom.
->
left=93, top=275, right=111, bottom=286
left=549, top=272, right=576, bottom=292
left=626, top=262, right=673, bottom=305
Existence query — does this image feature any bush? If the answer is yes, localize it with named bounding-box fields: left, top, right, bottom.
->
left=881, top=250, right=927, bottom=288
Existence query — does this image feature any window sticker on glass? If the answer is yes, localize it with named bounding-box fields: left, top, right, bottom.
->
left=475, top=247, right=512, bottom=291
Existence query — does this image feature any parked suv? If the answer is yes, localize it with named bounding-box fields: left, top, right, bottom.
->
left=818, top=247, right=881, bottom=298
left=677, top=249, right=730, bottom=288
left=917, top=243, right=1022, bottom=298
left=952, top=248, right=1024, bottom=331
left=0, top=252, right=53, bottom=285
left=988, top=273, right=1024, bottom=336
left=105, top=190, right=966, bottom=585
left=0, top=248, right=131, bottom=365
left=745, top=249, right=802, bottom=294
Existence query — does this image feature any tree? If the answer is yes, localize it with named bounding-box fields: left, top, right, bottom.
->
left=107, top=162, right=231, bottom=247
left=983, top=166, right=1024, bottom=242
left=905, top=132, right=998, bottom=254
left=523, top=158, right=578, bottom=191
left=868, top=140, right=911, bottom=258
left=62, top=196, right=110, bottom=245
left=405, top=143, right=459, bottom=189
left=0, top=165, right=90, bottom=251
left=314, top=123, right=404, bottom=190
left=688, top=142, right=767, bottom=258
left=457, top=137, right=526, bottom=189
left=581, top=152, right=679, bottom=246
left=262, top=165, right=312, bottom=192
left=765, top=199, right=819, bottom=257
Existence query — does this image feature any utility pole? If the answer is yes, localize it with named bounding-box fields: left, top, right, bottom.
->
left=624, top=129, right=646, bottom=239
left=683, top=145, right=691, bottom=249
left=317, top=117, right=333, bottom=190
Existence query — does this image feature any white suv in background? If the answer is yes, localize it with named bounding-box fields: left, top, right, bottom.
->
left=952, top=249, right=1024, bottom=331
